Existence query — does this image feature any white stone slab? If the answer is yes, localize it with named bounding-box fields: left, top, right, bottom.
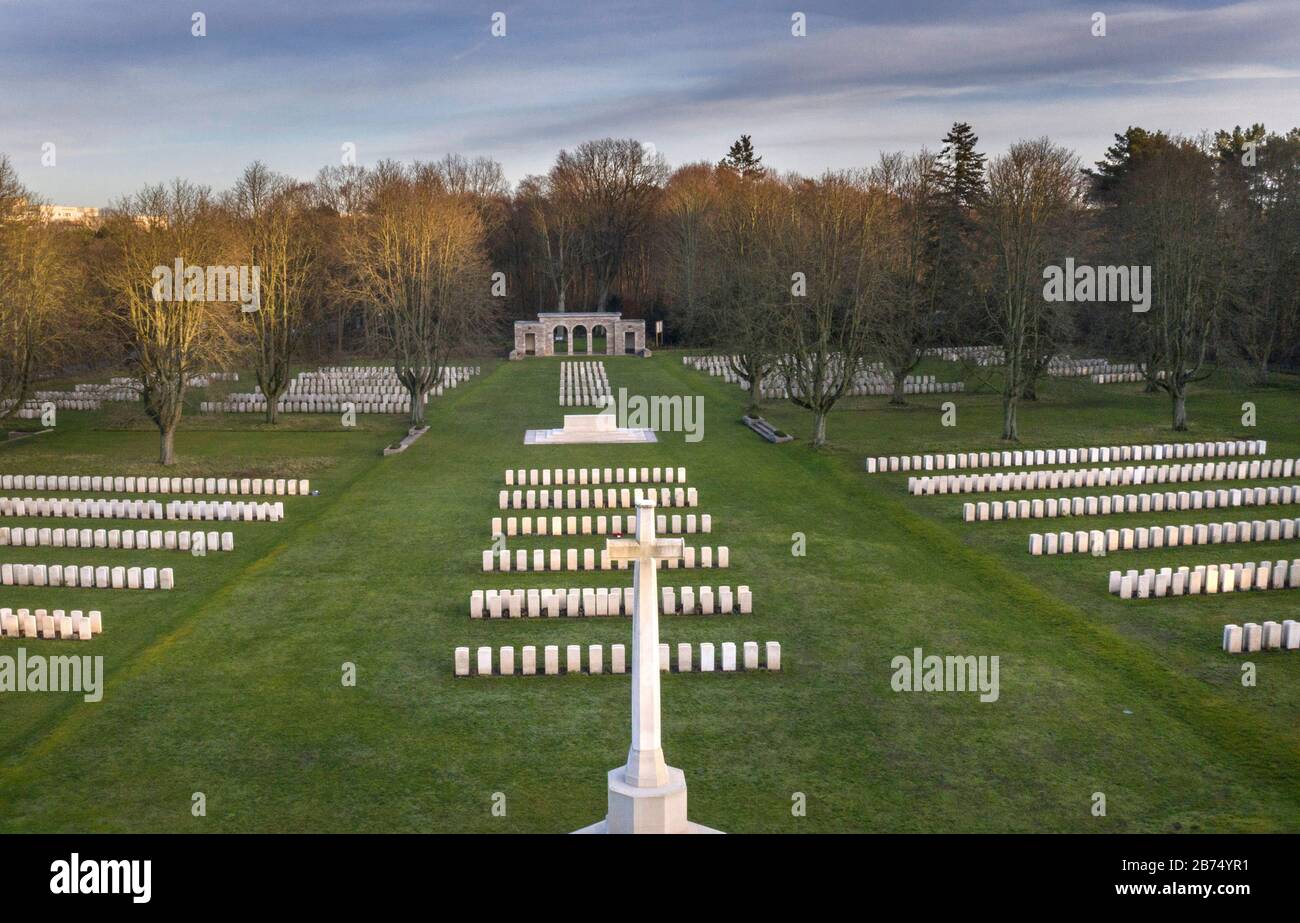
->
left=525, top=412, right=657, bottom=444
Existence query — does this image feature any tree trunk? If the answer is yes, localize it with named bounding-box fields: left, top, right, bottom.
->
left=265, top=400, right=278, bottom=425
left=1143, top=377, right=1159, bottom=394
left=1172, top=387, right=1188, bottom=431
left=1255, top=358, right=1269, bottom=387
left=1021, top=378, right=1037, bottom=401
left=1001, top=394, right=1019, bottom=441
left=747, top=376, right=762, bottom=414
left=408, top=386, right=426, bottom=427
left=159, top=426, right=176, bottom=466
left=812, top=411, right=827, bottom=448
left=890, top=371, right=906, bottom=405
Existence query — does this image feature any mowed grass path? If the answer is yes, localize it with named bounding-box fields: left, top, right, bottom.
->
left=1, top=354, right=1297, bottom=832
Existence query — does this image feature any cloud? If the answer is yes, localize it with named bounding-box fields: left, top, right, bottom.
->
left=2, top=0, right=1296, bottom=202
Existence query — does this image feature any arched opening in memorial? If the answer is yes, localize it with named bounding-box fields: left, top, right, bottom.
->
left=591, top=324, right=608, bottom=355
left=572, top=324, right=589, bottom=355
left=554, top=325, right=569, bottom=355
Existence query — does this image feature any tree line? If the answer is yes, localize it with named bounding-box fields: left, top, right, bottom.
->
left=1, top=122, right=1297, bottom=460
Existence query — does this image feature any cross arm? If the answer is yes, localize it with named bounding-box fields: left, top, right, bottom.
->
left=650, top=538, right=685, bottom=559
left=606, top=538, right=642, bottom=561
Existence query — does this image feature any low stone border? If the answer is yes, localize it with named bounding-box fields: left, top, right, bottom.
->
left=742, top=415, right=792, bottom=444
left=4, top=429, right=54, bottom=443
left=383, top=425, right=429, bottom=456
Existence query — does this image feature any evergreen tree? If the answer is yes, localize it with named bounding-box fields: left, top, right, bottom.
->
left=1083, top=126, right=1173, bottom=204
left=934, top=122, right=987, bottom=209
left=925, top=123, right=987, bottom=355
left=719, top=134, right=766, bottom=179
left=1211, top=123, right=1267, bottom=165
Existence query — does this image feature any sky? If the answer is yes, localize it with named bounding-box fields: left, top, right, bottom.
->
left=2, top=0, right=1298, bottom=205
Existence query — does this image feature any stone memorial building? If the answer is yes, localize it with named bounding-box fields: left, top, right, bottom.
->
left=510, top=312, right=648, bottom=359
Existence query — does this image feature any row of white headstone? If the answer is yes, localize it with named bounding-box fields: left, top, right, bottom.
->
left=1223, top=621, right=1300, bottom=653
left=1, top=496, right=283, bottom=522
left=849, top=381, right=963, bottom=396
left=263, top=383, right=429, bottom=398
left=963, top=485, right=1297, bottom=523
left=5, top=405, right=74, bottom=419
left=481, top=545, right=730, bottom=573
left=206, top=397, right=426, bottom=414
left=0, top=608, right=102, bottom=640
left=2, top=563, right=174, bottom=590
left=492, top=512, right=711, bottom=538
left=559, top=361, right=610, bottom=406
left=1, top=526, right=233, bottom=553
left=682, top=355, right=962, bottom=397
left=758, top=379, right=962, bottom=400
left=277, top=382, right=450, bottom=396
left=183, top=372, right=239, bottom=386
left=505, top=465, right=687, bottom=486
left=455, top=640, right=781, bottom=676
left=925, top=345, right=1003, bottom=364
left=284, top=366, right=475, bottom=393
left=866, top=439, right=1267, bottom=474
left=1030, top=517, right=1300, bottom=556
left=206, top=367, right=479, bottom=413
left=471, top=584, right=752, bottom=618
left=1092, top=371, right=1165, bottom=384
left=66, top=379, right=149, bottom=394
left=75, top=383, right=144, bottom=397
left=0, top=474, right=309, bottom=495
left=166, top=500, right=283, bottom=522
left=909, top=457, right=1296, bottom=496
left=661, top=585, right=751, bottom=616
left=294, top=365, right=479, bottom=383
left=1045, top=358, right=1128, bottom=377
left=498, top=487, right=699, bottom=511
left=1109, top=559, right=1299, bottom=599
left=12, top=396, right=101, bottom=410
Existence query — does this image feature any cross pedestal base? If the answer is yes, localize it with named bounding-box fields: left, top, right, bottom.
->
left=572, top=767, right=722, bottom=834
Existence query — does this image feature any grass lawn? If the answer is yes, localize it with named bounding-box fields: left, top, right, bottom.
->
left=1, top=353, right=1297, bottom=832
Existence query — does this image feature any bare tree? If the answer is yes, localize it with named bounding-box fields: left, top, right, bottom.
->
left=1116, top=139, right=1226, bottom=430
left=660, top=163, right=719, bottom=342
left=344, top=166, right=493, bottom=426
left=312, top=163, right=368, bottom=216
left=0, top=156, right=76, bottom=423
left=309, top=164, right=371, bottom=355
left=867, top=151, right=946, bottom=404
left=1224, top=132, right=1300, bottom=384
left=701, top=169, right=786, bottom=412
left=226, top=162, right=317, bottom=423
left=775, top=172, right=881, bottom=447
left=518, top=173, right=579, bottom=312
left=982, top=138, right=1085, bottom=440
left=551, top=139, right=669, bottom=310
left=101, top=180, right=238, bottom=464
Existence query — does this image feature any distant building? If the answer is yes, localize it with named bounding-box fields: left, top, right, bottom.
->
left=38, top=204, right=102, bottom=225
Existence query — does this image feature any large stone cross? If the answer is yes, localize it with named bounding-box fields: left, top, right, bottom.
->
left=605, top=498, right=684, bottom=788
